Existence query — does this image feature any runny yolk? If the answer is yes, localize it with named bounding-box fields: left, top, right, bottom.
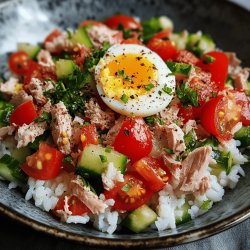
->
left=99, top=53, right=158, bottom=100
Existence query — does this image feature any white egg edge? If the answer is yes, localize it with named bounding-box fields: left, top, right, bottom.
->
left=95, top=44, right=176, bottom=117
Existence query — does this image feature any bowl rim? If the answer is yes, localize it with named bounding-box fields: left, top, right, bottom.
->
left=0, top=0, right=250, bottom=248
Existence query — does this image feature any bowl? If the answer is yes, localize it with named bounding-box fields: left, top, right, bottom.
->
left=0, top=0, right=250, bottom=248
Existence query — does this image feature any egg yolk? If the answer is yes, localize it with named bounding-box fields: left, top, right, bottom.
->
left=99, top=54, right=158, bottom=100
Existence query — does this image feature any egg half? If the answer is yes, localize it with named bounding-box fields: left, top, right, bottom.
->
left=95, top=44, right=175, bottom=117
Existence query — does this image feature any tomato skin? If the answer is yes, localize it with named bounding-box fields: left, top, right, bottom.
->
left=81, top=124, right=99, bottom=148
left=121, top=38, right=143, bottom=45
left=104, top=173, right=153, bottom=212
left=112, top=117, right=152, bottom=162
left=200, top=95, right=241, bottom=141
left=178, top=104, right=202, bottom=123
left=232, top=90, right=250, bottom=126
left=21, top=142, right=63, bottom=180
left=130, top=156, right=171, bottom=192
left=44, top=29, right=62, bottom=45
left=52, top=195, right=90, bottom=217
left=152, top=29, right=172, bottom=40
left=9, top=100, right=38, bottom=126
left=79, top=19, right=104, bottom=27
left=147, top=38, right=177, bottom=61
left=9, top=51, right=31, bottom=75
left=198, top=51, right=229, bottom=90
left=104, top=15, right=142, bottom=30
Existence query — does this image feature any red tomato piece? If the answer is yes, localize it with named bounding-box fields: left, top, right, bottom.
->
left=112, top=117, right=152, bottom=162
left=197, top=51, right=229, bottom=90
left=21, top=142, right=63, bottom=180
left=200, top=95, right=241, bottom=141
left=8, top=51, right=31, bottom=75
left=174, top=50, right=200, bottom=65
left=121, top=38, right=143, bottom=45
left=232, top=90, right=250, bottom=126
left=104, top=173, right=153, bottom=212
left=52, top=195, right=90, bottom=217
left=44, top=29, right=62, bottom=45
left=130, top=156, right=171, bottom=192
left=81, top=124, right=99, bottom=148
left=152, top=29, right=172, bottom=40
left=79, top=19, right=104, bottom=27
left=104, top=15, right=142, bottom=30
left=178, top=104, right=202, bottom=123
left=9, top=100, right=38, bottom=126
left=147, top=38, right=177, bottom=61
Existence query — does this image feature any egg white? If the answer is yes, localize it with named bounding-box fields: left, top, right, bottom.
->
left=95, top=44, right=176, bottom=117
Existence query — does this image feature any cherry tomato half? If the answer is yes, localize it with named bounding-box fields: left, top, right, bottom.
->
left=9, top=100, right=38, bottom=126
left=44, top=29, right=62, bottom=45
left=112, top=117, right=152, bottom=162
left=104, top=15, right=142, bottom=30
left=130, top=156, right=171, bottom=192
left=21, top=142, right=64, bottom=180
left=200, top=95, right=241, bottom=141
left=104, top=173, right=153, bottom=212
left=8, top=51, right=31, bottom=75
left=121, top=38, right=143, bottom=45
left=81, top=124, right=99, bottom=148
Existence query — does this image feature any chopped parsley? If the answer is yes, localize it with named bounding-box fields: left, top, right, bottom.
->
left=34, top=112, right=52, bottom=123
left=117, top=69, right=132, bottom=82
left=176, top=81, right=199, bottom=107
left=141, top=17, right=163, bottom=43
left=144, top=83, right=155, bottom=91
left=105, top=146, right=112, bottom=153
left=200, top=200, right=211, bottom=210
left=203, top=55, right=215, bottom=64
left=162, top=84, right=173, bottom=95
left=117, top=24, right=133, bottom=39
left=212, top=91, right=217, bottom=98
left=122, top=182, right=133, bottom=193
left=124, top=129, right=130, bottom=136
left=156, top=117, right=164, bottom=125
left=144, top=116, right=155, bottom=125
left=121, top=94, right=129, bottom=104
left=0, top=100, right=14, bottom=127
left=99, top=155, right=107, bottom=163
left=63, top=155, right=73, bottom=164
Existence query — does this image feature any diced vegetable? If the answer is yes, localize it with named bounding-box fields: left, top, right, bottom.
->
left=184, top=129, right=196, bottom=152
left=77, top=144, right=127, bottom=177
left=12, top=147, right=31, bottom=163
left=55, top=59, right=76, bottom=79
left=166, top=61, right=192, bottom=78
left=70, top=27, right=93, bottom=48
left=169, top=31, right=189, bottom=50
left=210, top=150, right=233, bottom=175
left=123, top=205, right=157, bottom=233
left=0, top=154, right=27, bottom=183
left=234, top=126, right=250, bottom=147
left=225, top=75, right=234, bottom=88
left=17, top=43, right=41, bottom=59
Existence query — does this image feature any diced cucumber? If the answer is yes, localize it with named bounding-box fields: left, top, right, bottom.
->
left=211, top=150, right=233, bottom=175
left=198, top=136, right=219, bottom=149
left=169, top=31, right=189, bottom=50
left=12, top=147, right=31, bottom=163
left=77, top=144, right=127, bottom=177
left=123, top=205, right=157, bottom=233
left=55, top=59, right=76, bottom=79
left=166, top=61, right=193, bottom=78
left=234, top=126, right=250, bottom=147
left=176, top=202, right=191, bottom=225
left=70, top=27, right=93, bottom=48
left=247, top=81, right=250, bottom=96
left=186, top=32, right=215, bottom=58
left=158, top=16, right=173, bottom=30
left=141, top=17, right=163, bottom=43
left=0, top=154, right=27, bottom=183
left=17, top=43, right=41, bottom=59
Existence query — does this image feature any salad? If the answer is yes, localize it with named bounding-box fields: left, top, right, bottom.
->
left=0, top=14, right=249, bottom=234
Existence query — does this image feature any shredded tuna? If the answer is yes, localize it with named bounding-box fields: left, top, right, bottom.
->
left=39, top=100, right=52, bottom=114
left=0, top=77, right=18, bottom=95
left=183, top=120, right=197, bottom=134
left=70, top=176, right=107, bottom=214
left=51, top=101, right=73, bottom=155
left=195, top=124, right=210, bottom=140
left=174, top=50, right=199, bottom=65
left=10, top=90, right=33, bottom=106
left=37, top=50, right=55, bottom=68
left=159, top=98, right=180, bottom=123
left=0, top=126, right=15, bottom=140
left=154, top=123, right=186, bottom=153
left=102, top=162, right=124, bottom=190
left=178, top=146, right=213, bottom=195
left=87, top=25, right=122, bottom=47
left=85, top=98, right=115, bottom=130
left=234, top=67, right=250, bottom=90
left=45, top=33, right=74, bottom=53
left=15, top=121, right=47, bottom=148
left=29, top=78, right=54, bottom=105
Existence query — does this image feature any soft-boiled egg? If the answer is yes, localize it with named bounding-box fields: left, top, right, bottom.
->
left=95, top=44, right=175, bottom=117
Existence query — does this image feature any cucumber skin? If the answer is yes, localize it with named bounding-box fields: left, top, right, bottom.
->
left=55, top=59, right=76, bottom=79
left=166, top=61, right=192, bottom=77
left=176, top=203, right=191, bottom=226
left=17, top=43, right=41, bottom=59
left=71, top=28, right=93, bottom=48
left=123, top=205, right=157, bottom=233
left=234, top=126, right=250, bottom=147
left=0, top=154, right=27, bottom=183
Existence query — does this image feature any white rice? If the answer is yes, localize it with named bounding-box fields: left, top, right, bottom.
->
left=66, top=215, right=90, bottom=224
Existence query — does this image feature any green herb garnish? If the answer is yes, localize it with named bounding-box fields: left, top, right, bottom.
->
left=34, top=112, right=52, bottom=123
left=203, top=55, right=215, bottom=64
left=165, top=148, right=174, bottom=154
left=120, top=94, right=129, bottom=104
left=105, top=146, right=112, bottom=153
left=156, top=117, right=164, bottom=125
left=144, top=83, right=155, bottom=91
left=117, top=69, right=132, bottom=82
left=124, top=129, right=130, bottom=136
left=162, top=84, right=173, bottom=95
left=63, top=155, right=73, bottom=164
left=200, top=200, right=211, bottom=210
left=99, top=155, right=107, bottom=163
left=144, top=116, right=155, bottom=125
